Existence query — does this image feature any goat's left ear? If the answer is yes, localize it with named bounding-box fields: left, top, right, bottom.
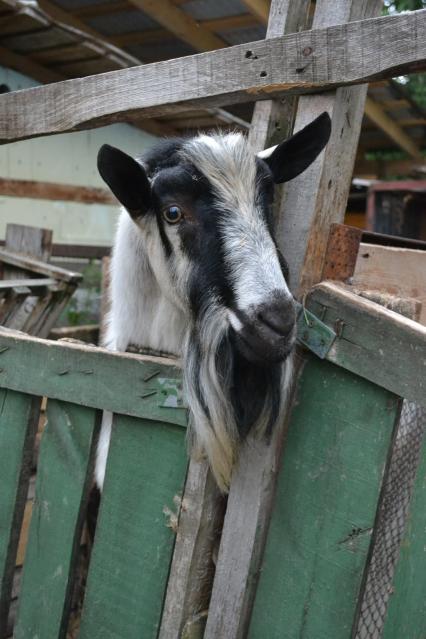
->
left=97, top=144, right=152, bottom=219
left=257, top=112, right=331, bottom=184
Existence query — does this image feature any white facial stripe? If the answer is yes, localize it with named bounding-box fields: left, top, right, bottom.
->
left=221, top=212, right=291, bottom=311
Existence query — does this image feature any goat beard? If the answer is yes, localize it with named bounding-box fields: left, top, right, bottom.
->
left=183, top=302, right=294, bottom=493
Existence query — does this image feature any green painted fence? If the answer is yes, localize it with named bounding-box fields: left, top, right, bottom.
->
left=0, top=280, right=425, bottom=638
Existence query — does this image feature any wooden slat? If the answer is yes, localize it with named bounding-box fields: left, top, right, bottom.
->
left=0, top=179, right=116, bottom=205
left=0, top=10, right=425, bottom=143
left=14, top=401, right=100, bottom=639
left=353, top=242, right=426, bottom=326
left=0, top=249, right=81, bottom=284
left=158, top=462, right=224, bottom=638
left=382, top=411, right=426, bottom=639
left=79, top=413, right=188, bottom=639
left=0, top=279, right=57, bottom=291
left=0, top=329, right=185, bottom=425
left=5, top=224, right=52, bottom=265
left=0, top=390, right=39, bottom=638
left=0, top=288, right=30, bottom=325
left=306, top=282, right=426, bottom=407
left=248, top=355, right=401, bottom=638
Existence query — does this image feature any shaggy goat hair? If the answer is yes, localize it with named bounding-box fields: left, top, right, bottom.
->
left=95, top=112, right=331, bottom=492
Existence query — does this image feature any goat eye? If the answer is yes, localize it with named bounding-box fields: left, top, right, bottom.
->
left=163, top=205, right=183, bottom=224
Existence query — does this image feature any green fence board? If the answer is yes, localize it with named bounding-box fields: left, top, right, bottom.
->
left=0, top=331, right=185, bottom=426
left=0, top=389, right=39, bottom=637
left=382, top=420, right=426, bottom=639
left=14, top=400, right=100, bottom=639
left=248, top=355, right=400, bottom=639
left=79, top=413, right=188, bottom=639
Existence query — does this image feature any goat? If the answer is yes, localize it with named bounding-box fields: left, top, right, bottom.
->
left=95, top=112, right=331, bottom=492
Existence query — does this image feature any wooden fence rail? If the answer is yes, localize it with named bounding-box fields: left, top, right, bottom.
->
left=0, top=10, right=425, bottom=143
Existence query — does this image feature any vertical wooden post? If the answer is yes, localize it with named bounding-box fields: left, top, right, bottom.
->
left=204, top=2, right=383, bottom=638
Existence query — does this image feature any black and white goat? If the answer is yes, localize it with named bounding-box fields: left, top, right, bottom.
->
left=96, top=112, right=331, bottom=492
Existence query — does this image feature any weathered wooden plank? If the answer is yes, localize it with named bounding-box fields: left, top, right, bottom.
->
left=14, top=401, right=100, bottom=639
left=5, top=224, right=52, bottom=265
left=381, top=408, right=426, bottom=639
left=0, top=279, right=57, bottom=290
left=204, top=3, right=384, bottom=637
left=248, top=355, right=401, bottom=638
left=0, top=249, right=81, bottom=284
left=79, top=413, right=188, bottom=639
left=306, top=282, right=426, bottom=407
left=0, top=288, right=29, bottom=325
left=353, top=242, right=426, bottom=326
left=321, top=223, right=363, bottom=282
left=0, top=178, right=116, bottom=205
left=0, top=329, right=186, bottom=425
left=1, top=10, right=425, bottom=142
left=279, top=1, right=384, bottom=296
left=158, top=461, right=225, bottom=639
left=0, top=390, right=39, bottom=638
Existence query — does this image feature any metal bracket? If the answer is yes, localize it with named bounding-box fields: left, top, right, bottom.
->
left=295, top=301, right=337, bottom=359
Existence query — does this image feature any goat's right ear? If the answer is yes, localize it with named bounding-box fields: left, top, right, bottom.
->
left=97, top=144, right=152, bottom=218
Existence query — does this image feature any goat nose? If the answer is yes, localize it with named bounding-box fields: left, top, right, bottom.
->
left=257, top=295, right=296, bottom=337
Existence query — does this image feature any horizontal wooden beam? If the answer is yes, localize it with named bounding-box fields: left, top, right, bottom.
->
left=0, top=44, right=63, bottom=84
left=240, top=0, right=270, bottom=25
left=126, top=0, right=227, bottom=52
left=0, top=241, right=110, bottom=259
left=0, top=249, right=81, bottom=283
left=306, top=282, right=426, bottom=406
left=0, top=328, right=184, bottom=424
left=1, top=10, right=425, bottom=144
left=111, top=14, right=258, bottom=48
left=364, top=96, right=423, bottom=160
left=0, top=178, right=116, bottom=205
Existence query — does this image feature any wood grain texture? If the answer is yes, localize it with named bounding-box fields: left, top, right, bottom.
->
left=158, top=461, right=225, bottom=639
left=353, top=242, right=426, bottom=326
left=0, top=329, right=185, bottom=425
left=248, top=355, right=401, bottom=638
left=306, top=282, right=426, bottom=406
left=79, top=413, right=188, bottom=639
left=248, top=0, right=310, bottom=153
left=381, top=409, right=426, bottom=639
left=14, top=401, right=100, bottom=639
left=0, top=248, right=81, bottom=284
left=0, top=390, right=39, bottom=638
left=279, top=0, right=385, bottom=297
left=0, top=10, right=425, bottom=143
left=0, top=178, right=116, bottom=205
left=5, top=224, right=52, bottom=264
